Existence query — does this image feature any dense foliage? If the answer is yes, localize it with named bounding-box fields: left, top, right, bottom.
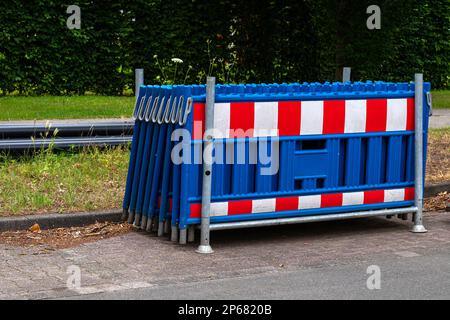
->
left=0, top=0, right=448, bottom=95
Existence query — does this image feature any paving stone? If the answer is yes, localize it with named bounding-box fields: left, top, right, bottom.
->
left=1, top=213, right=450, bottom=299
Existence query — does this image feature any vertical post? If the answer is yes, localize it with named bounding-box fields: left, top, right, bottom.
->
left=342, top=67, right=351, bottom=82
left=196, top=76, right=215, bottom=254
left=135, top=69, right=144, bottom=101
left=412, top=73, right=427, bottom=233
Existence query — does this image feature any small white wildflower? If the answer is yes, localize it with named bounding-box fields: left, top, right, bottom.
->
left=153, top=54, right=158, bottom=59
left=171, top=58, right=183, bottom=64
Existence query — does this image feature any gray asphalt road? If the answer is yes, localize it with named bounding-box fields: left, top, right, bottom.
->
left=69, top=246, right=450, bottom=300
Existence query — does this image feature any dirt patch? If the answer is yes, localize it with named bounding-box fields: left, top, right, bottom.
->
left=424, top=192, right=449, bottom=212
left=0, top=221, right=132, bottom=249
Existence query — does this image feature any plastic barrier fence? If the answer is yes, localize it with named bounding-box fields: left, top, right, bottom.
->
left=122, top=78, right=431, bottom=250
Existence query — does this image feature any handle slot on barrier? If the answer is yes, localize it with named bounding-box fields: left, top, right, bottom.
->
left=158, top=96, right=172, bottom=124
left=179, top=97, right=193, bottom=126
left=137, top=97, right=148, bottom=121
left=145, top=96, right=159, bottom=122
left=133, top=96, right=145, bottom=121
left=139, top=96, right=153, bottom=121
left=153, top=97, right=165, bottom=123
left=296, top=140, right=326, bottom=151
left=294, top=176, right=326, bottom=190
left=167, top=96, right=178, bottom=124
left=426, top=91, right=433, bottom=116
left=173, top=96, right=185, bottom=124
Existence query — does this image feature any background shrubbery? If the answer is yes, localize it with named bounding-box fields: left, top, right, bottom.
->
left=0, top=0, right=449, bottom=95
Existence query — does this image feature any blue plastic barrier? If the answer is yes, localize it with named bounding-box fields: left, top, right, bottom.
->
left=122, top=80, right=431, bottom=247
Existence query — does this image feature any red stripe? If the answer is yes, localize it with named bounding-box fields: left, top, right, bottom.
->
left=190, top=203, right=202, bottom=219
left=229, top=102, right=254, bottom=138
left=323, top=100, right=345, bottom=134
left=193, top=103, right=205, bottom=140
left=189, top=188, right=407, bottom=218
left=278, top=101, right=301, bottom=136
left=157, top=197, right=173, bottom=212
left=406, top=98, right=415, bottom=131
left=364, top=190, right=385, bottom=204
left=275, top=197, right=299, bottom=212
left=366, top=99, right=387, bottom=132
left=321, top=193, right=343, bottom=208
left=228, top=200, right=253, bottom=215
left=404, top=187, right=415, bottom=201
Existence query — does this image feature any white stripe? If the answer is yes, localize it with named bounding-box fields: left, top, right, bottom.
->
left=213, top=103, right=230, bottom=139
left=298, top=195, right=321, bottom=209
left=210, top=202, right=228, bottom=217
left=252, top=198, right=276, bottom=214
left=386, top=99, right=407, bottom=131
left=300, top=101, right=323, bottom=135
left=254, top=102, right=278, bottom=137
left=205, top=188, right=405, bottom=216
left=345, top=100, right=367, bottom=133
left=384, top=189, right=405, bottom=202
left=342, top=192, right=364, bottom=206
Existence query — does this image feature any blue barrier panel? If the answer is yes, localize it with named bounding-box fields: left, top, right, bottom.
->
left=121, top=81, right=431, bottom=246
left=122, top=85, right=147, bottom=222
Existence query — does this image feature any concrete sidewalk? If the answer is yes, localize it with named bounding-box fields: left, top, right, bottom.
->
left=1, top=211, right=449, bottom=300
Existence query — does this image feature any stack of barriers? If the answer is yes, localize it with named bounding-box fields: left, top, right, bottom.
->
left=122, top=76, right=431, bottom=251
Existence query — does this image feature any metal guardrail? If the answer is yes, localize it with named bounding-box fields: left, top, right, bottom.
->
left=0, top=119, right=134, bottom=150
left=0, top=119, right=134, bottom=138
left=0, top=136, right=132, bottom=150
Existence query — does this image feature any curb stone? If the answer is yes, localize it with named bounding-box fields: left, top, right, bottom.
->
left=0, top=183, right=448, bottom=232
left=0, top=209, right=122, bottom=232
left=424, top=182, right=450, bottom=198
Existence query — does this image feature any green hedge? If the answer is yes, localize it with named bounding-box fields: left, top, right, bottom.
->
left=0, top=0, right=448, bottom=95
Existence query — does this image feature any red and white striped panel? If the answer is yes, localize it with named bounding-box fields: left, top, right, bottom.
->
left=189, top=187, right=414, bottom=218
left=192, top=98, right=415, bottom=140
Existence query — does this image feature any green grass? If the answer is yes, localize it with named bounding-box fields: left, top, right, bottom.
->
left=0, top=90, right=447, bottom=121
left=0, top=96, right=135, bottom=121
left=0, top=147, right=130, bottom=216
left=432, top=90, right=450, bottom=109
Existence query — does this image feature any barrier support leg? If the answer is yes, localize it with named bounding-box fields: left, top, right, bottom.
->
left=121, top=209, right=128, bottom=221
left=152, top=217, right=159, bottom=233
left=133, top=213, right=141, bottom=227
left=196, top=76, right=215, bottom=254
left=412, top=73, right=427, bottom=233
left=140, top=215, right=148, bottom=231
left=157, top=221, right=164, bottom=237
left=127, top=211, right=136, bottom=224
left=180, top=228, right=187, bottom=245
left=164, top=219, right=170, bottom=234
left=171, top=226, right=178, bottom=242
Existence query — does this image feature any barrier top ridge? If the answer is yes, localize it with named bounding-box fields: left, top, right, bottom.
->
left=137, top=81, right=430, bottom=103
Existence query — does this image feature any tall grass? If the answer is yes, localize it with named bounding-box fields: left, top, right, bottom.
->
left=0, top=146, right=130, bottom=216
